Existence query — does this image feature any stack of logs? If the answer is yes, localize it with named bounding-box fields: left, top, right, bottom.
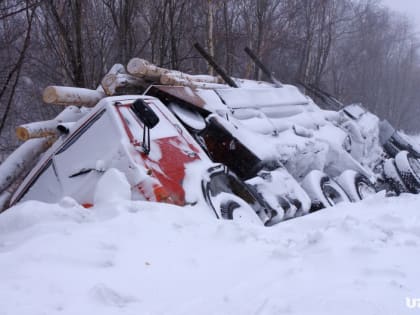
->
left=0, top=105, right=86, bottom=210
left=42, top=58, right=227, bottom=108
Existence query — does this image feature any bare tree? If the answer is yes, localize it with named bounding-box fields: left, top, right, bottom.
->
left=1, top=0, right=420, bottom=149
left=0, top=1, right=37, bottom=151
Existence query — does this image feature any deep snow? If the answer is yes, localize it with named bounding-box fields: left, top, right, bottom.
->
left=1, top=169, right=420, bottom=315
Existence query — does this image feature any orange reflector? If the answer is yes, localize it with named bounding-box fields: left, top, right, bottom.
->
left=153, top=185, right=170, bottom=202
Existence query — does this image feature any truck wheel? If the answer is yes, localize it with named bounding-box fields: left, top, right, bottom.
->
left=383, top=158, right=408, bottom=195
left=336, top=170, right=377, bottom=202
left=394, top=151, right=420, bottom=193
left=201, top=165, right=263, bottom=225
left=204, top=191, right=262, bottom=225
left=301, top=170, right=350, bottom=212
left=219, top=198, right=262, bottom=224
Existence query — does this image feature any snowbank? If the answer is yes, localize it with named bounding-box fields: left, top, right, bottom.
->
left=1, top=189, right=420, bottom=314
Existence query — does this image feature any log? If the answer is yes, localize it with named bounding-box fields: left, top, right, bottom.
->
left=16, top=120, right=59, bottom=141
left=43, top=86, right=105, bottom=107
left=160, top=71, right=222, bottom=85
left=15, top=106, right=84, bottom=141
left=101, top=73, right=146, bottom=96
left=192, top=74, right=223, bottom=84
left=127, top=58, right=224, bottom=86
left=0, top=137, right=56, bottom=193
left=107, top=63, right=126, bottom=75
left=4, top=105, right=83, bottom=199
left=127, top=58, right=168, bottom=81
left=54, top=104, right=85, bottom=121
left=159, top=74, right=228, bottom=89
left=99, top=63, right=128, bottom=95
left=0, top=190, right=11, bottom=212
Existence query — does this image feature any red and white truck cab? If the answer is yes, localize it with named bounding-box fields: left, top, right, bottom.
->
left=10, top=96, right=209, bottom=206
left=9, top=95, right=269, bottom=224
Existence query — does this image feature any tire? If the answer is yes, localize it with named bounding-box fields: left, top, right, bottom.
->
left=220, top=200, right=241, bottom=219
left=383, top=158, right=408, bottom=195
left=264, top=196, right=295, bottom=226
left=336, top=170, right=377, bottom=202
left=205, top=192, right=262, bottom=225
left=219, top=198, right=262, bottom=224
left=300, top=170, right=350, bottom=212
left=394, top=151, right=420, bottom=193
left=201, top=165, right=264, bottom=225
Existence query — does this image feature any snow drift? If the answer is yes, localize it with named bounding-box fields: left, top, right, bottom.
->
left=0, top=169, right=419, bottom=315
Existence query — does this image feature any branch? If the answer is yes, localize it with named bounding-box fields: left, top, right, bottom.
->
left=0, top=8, right=35, bottom=137
left=0, top=0, right=43, bottom=20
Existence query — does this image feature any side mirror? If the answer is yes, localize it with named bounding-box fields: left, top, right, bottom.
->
left=132, top=99, right=159, bottom=129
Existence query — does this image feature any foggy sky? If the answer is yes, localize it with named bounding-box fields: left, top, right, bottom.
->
left=382, top=0, right=420, bottom=33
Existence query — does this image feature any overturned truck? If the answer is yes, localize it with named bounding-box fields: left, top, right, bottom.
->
left=1, top=48, right=419, bottom=225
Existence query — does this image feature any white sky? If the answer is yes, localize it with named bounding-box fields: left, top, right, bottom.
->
left=382, top=0, right=420, bottom=33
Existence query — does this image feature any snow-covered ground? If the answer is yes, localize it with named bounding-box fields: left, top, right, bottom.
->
left=1, top=170, right=420, bottom=315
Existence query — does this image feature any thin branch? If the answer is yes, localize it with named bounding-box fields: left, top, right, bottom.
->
left=0, top=7, right=35, bottom=136
left=0, top=0, right=43, bottom=20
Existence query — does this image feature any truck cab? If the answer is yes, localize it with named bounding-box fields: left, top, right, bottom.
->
left=8, top=95, right=270, bottom=224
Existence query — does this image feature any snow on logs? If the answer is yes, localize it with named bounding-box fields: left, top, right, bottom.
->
left=44, top=63, right=129, bottom=104
left=0, top=190, right=11, bottom=211
left=159, top=72, right=227, bottom=89
left=15, top=106, right=84, bottom=141
left=43, top=59, right=229, bottom=105
left=101, top=73, right=146, bottom=96
left=0, top=106, right=86, bottom=203
left=2, top=106, right=86, bottom=196
left=0, top=137, right=56, bottom=193
left=16, top=120, right=60, bottom=141
left=43, top=86, right=105, bottom=107
left=126, top=57, right=225, bottom=89
left=127, top=58, right=164, bottom=81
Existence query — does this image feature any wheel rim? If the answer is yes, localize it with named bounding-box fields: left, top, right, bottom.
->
left=231, top=204, right=261, bottom=223
left=202, top=165, right=265, bottom=222
left=322, top=181, right=346, bottom=205
left=357, top=181, right=376, bottom=199
left=219, top=198, right=262, bottom=224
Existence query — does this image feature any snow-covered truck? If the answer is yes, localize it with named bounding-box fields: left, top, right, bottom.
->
left=2, top=94, right=282, bottom=224
left=1, top=54, right=420, bottom=224
left=155, top=79, right=420, bottom=206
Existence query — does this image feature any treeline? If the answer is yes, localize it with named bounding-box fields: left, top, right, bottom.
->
left=1, top=0, right=420, bottom=155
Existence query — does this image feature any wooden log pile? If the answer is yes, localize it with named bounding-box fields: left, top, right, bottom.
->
left=16, top=106, right=84, bottom=141
left=0, top=106, right=87, bottom=211
left=126, top=57, right=227, bottom=89
left=101, top=73, right=146, bottom=96
left=0, top=137, right=55, bottom=197
left=43, top=86, right=105, bottom=107
left=42, top=63, right=126, bottom=107
left=42, top=58, right=232, bottom=108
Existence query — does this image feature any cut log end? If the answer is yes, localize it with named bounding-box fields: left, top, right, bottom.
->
left=16, top=127, right=30, bottom=141
left=16, top=126, right=58, bottom=141
left=127, top=58, right=150, bottom=76
left=102, top=73, right=118, bottom=87
left=42, top=86, right=104, bottom=107
left=43, top=86, right=59, bottom=104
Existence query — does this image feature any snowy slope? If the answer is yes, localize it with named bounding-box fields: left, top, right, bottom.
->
left=1, top=170, right=420, bottom=315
